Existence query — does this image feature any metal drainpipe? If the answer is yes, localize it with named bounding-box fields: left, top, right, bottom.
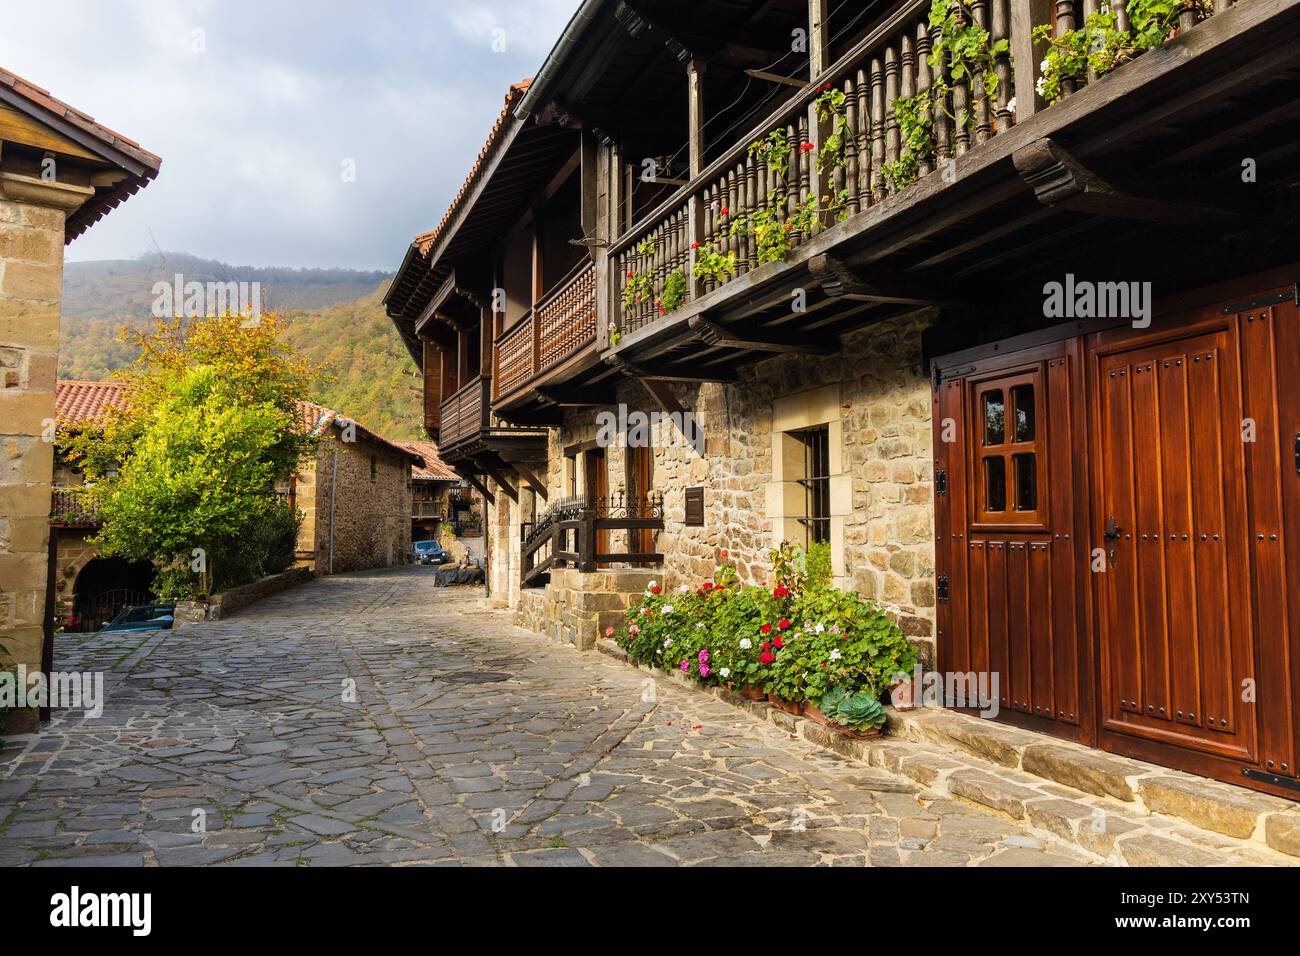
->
left=327, top=449, right=338, bottom=575
left=512, top=0, right=602, bottom=121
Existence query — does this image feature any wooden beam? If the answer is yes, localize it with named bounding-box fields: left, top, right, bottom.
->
left=464, top=473, right=495, bottom=506
left=482, top=466, right=519, bottom=503
left=808, top=0, right=830, bottom=77
left=638, top=377, right=685, bottom=418
left=513, top=462, right=549, bottom=501
left=808, top=254, right=970, bottom=306
left=688, top=56, right=707, bottom=178
left=1012, top=137, right=1253, bottom=228
left=535, top=384, right=618, bottom=406
left=687, top=314, right=840, bottom=354
left=1010, top=0, right=1052, bottom=121
left=606, top=353, right=736, bottom=382
left=744, top=69, right=804, bottom=90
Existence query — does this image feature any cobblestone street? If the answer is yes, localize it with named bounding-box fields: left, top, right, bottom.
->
left=0, top=568, right=1090, bottom=867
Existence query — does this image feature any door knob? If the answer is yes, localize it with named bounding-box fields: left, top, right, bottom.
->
left=1103, top=514, right=1122, bottom=566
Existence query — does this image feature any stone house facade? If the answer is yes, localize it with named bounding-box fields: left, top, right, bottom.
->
left=388, top=1, right=1300, bottom=800
left=0, top=66, right=160, bottom=732
left=48, top=385, right=422, bottom=632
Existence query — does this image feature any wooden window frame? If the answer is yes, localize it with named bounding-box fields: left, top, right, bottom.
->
left=968, top=365, right=1048, bottom=531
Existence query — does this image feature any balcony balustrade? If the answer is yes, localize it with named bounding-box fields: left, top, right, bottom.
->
left=494, top=263, right=597, bottom=404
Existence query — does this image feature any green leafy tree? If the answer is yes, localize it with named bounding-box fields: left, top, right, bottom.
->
left=63, top=313, right=314, bottom=599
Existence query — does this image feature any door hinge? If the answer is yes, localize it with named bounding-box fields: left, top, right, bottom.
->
left=935, top=467, right=947, bottom=496
left=936, top=574, right=950, bottom=603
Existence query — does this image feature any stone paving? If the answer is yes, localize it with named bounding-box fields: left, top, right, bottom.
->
left=0, top=568, right=1092, bottom=866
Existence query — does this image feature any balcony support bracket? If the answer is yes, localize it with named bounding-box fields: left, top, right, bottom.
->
left=605, top=353, right=735, bottom=383
left=1013, top=137, right=1251, bottom=228
left=464, top=474, right=495, bottom=507
left=808, top=254, right=969, bottom=307
left=687, top=314, right=839, bottom=354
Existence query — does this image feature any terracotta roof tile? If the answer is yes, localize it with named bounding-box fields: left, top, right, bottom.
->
left=55, top=380, right=420, bottom=463
left=0, top=65, right=160, bottom=242
left=394, top=440, right=460, bottom=481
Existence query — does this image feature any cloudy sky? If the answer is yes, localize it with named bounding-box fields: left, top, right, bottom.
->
left=1, top=0, right=577, bottom=270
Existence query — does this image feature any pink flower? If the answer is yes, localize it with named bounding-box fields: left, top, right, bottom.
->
left=698, top=649, right=709, bottom=663
left=680, top=659, right=690, bottom=673
left=629, top=624, right=640, bottom=635
left=699, top=664, right=711, bottom=678
left=604, top=626, right=615, bottom=637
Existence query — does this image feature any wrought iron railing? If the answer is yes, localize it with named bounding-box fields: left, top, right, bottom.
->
left=50, top=488, right=99, bottom=525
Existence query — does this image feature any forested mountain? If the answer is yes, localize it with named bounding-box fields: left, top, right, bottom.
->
left=58, top=254, right=423, bottom=440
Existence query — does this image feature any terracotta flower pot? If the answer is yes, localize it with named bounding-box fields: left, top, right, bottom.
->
left=738, top=684, right=767, bottom=701
left=768, top=695, right=804, bottom=716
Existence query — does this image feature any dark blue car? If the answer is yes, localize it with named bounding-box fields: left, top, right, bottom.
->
left=101, top=604, right=176, bottom=632
left=413, top=540, right=448, bottom=565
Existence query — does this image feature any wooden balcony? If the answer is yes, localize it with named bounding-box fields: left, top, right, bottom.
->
left=494, top=263, right=609, bottom=421
left=602, top=0, right=1299, bottom=379
left=438, top=375, right=491, bottom=451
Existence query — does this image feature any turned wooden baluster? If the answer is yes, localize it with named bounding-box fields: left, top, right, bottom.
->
left=842, top=76, right=860, bottom=216
left=783, top=123, right=798, bottom=225
left=930, top=21, right=952, bottom=167
left=949, top=8, right=970, bottom=156
left=915, top=22, right=934, bottom=174
left=744, top=154, right=757, bottom=271
left=992, top=0, right=1012, bottom=131
left=854, top=68, right=871, bottom=207
left=1056, top=1, right=1077, bottom=96
left=870, top=58, right=886, bottom=201
left=1081, top=0, right=1099, bottom=82
left=1113, top=0, right=1131, bottom=32
left=733, top=163, right=748, bottom=274
left=970, top=0, right=992, bottom=144
left=885, top=44, right=902, bottom=190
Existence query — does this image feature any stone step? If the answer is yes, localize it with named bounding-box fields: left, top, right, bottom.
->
left=593, top=640, right=1300, bottom=866
left=890, top=707, right=1300, bottom=859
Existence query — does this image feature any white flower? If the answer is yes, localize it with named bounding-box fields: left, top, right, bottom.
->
left=1035, top=76, right=1047, bottom=96
left=1040, top=58, right=1050, bottom=73
left=739, top=638, right=752, bottom=650
left=720, top=667, right=731, bottom=679
left=678, top=584, right=690, bottom=593
left=663, top=638, right=672, bottom=648
left=1006, top=96, right=1016, bottom=114
left=662, top=604, right=674, bottom=615
left=829, top=649, right=842, bottom=661
left=640, top=607, right=648, bottom=616
left=695, top=622, right=705, bottom=629
left=814, top=622, right=825, bottom=634
left=648, top=580, right=657, bottom=589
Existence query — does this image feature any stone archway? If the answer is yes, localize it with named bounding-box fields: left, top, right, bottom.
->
left=71, top=557, right=155, bottom=632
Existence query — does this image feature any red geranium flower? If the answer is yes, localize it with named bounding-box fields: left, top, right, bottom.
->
left=720, top=206, right=729, bottom=216
left=778, top=618, right=791, bottom=631
left=772, top=635, right=784, bottom=649
left=760, top=641, right=771, bottom=653
left=759, top=651, right=775, bottom=665
left=627, top=270, right=635, bottom=278
left=759, top=623, right=773, bottom=635
left=703, top=582, right=714, bottom=591
left=651, top=586, right=661, bottom=594
left=691, top=240, right=701, bottom=249
left=800, top=142, right=815, bottom=152
left=773, top=585, right=789, bottom=598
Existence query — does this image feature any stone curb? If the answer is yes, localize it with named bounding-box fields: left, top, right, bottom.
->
left=593, top=639, right=1300, bottom=867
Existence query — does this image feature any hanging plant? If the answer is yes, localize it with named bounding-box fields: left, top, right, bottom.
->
left=658, top=269, right=688, bottom=313
left=885, top=0, right=1009, bottom=191
left=691, top=243, right=736, bottom=285
left=1033, top=0, right=1209, bottom=104
left=621, top=237, right=657, bottom=312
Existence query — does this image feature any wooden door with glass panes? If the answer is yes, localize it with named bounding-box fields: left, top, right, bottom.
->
left=933, top=339, right=1093, bottom=743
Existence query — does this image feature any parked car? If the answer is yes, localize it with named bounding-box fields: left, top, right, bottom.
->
left=413, top=539, right=447, bottom=565
left=101, top=604, right=176, bottom=632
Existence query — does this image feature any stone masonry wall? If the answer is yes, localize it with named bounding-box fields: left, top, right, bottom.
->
left=0, top=193, right=67, bottom=732
left=305, top=433, right=412, bottom=574
left=543, top=309, right=938, bottom=659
